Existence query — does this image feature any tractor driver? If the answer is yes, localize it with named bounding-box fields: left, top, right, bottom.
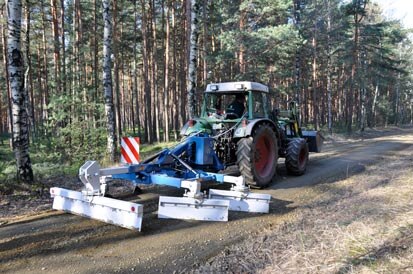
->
left=226, top=94, right=246, bottom=118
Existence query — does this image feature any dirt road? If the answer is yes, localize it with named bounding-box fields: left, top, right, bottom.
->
left=1, top=127, right=412, bottom=274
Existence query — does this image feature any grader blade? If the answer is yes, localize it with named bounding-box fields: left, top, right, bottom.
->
left=158, top=196, right=230, bottom=221
left=208, top=189, right=271, bottom=213
left=50, top=187, right=143, bottom=231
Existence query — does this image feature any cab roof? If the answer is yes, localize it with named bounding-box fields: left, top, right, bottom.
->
left=205, top=81, right=269, bottom=93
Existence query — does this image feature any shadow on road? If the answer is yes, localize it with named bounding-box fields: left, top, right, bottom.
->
left=0, top=186, right=295, bottom=267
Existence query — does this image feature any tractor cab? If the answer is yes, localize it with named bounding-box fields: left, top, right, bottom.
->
left=181, top=81, right=273, bottom=138
left=201, top=81, right=270, bottom=121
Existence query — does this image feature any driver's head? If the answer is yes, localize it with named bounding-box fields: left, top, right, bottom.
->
left=236, top=94, right=245, bottom=102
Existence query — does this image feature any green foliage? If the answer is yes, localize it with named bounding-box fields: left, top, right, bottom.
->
left=139, top=141, right=179, bottom=160
left=215, top=0, right=299, bottom=83
left=0, top=135, right=16, bottom=182
left=2, top=0, right=413, bottom=186
left=49, top=120, right=107, bottom=165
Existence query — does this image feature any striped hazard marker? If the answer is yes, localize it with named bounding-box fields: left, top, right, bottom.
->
left=121, top=137, right=140, bottom=164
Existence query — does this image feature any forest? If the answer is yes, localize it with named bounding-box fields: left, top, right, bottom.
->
left=0, top=0, right=412, bottom=183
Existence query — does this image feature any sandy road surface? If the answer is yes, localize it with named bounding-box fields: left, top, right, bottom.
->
left=1, top=128, right=412, bottom=274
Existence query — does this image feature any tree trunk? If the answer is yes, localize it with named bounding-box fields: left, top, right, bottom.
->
left=238, top=5, right=246, bottom=75
left=1, top=5, right=13, bottom=144
left=172, top=2, right=179, bottom=139
left=202, top=0, right=208, bottom=85
left=294, top=0, right=302, bottom=125
left=133, top=0, right=141, bottom=138
left=348, top=0, right=366, bottom=133
left=150, top=0, right=160, bottom=141
left=102, top=0, right=117, bottom=162
left=359, top=50, right=367, bottom=131
left=372, top=81, right=379, bottom=126
left=24, top=0, right=34, bottom=136
left=7, top=0, right=34, bottom=183
left=395, top=71, right=401, bottom=126
left=50, top=0, right=61, bottom=94
left=140, top=0, right=152, bottom=143
left=179, top=1, right=186, bottom=129
left=187, top=0, right=200, bottom=119
left=410, top=98, right=413, bottom=125
left=93, top=0, right=99, bottom=127
left=325, top=0, right=332, bottom=134
left=113, top=0, right=122, bottom=142
left=40, top=0, right=49, bottom=125
left=163, top=0, right=170, bottom=142
left=60, top=0, right=66, bottom=96
left=312, top=20, right=318, bottom=130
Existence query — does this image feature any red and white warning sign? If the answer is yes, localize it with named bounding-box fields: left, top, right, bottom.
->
left=121, top=137, right=140, bottom=164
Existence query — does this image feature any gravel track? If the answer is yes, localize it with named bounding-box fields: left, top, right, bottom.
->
left=1, top=127, right=412, bottom=274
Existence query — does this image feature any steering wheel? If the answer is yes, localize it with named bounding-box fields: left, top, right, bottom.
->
left=225, top=112, right=239, bottom=119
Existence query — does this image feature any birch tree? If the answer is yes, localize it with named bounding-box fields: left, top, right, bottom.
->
left=187, top=0, right=200, bottom=119
left=102, top=0, right=116, bottom=162
left=7, top=0, right=33, bottom=182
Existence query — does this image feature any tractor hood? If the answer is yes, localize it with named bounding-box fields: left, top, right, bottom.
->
left=180, top=118, right=213, bottom=136
left=180, top=117, right=242, bottom=137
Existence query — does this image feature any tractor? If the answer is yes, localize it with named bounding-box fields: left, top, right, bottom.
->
left=180, top=81, right=323, bottom=188
left=49, top=81, right=322, bottom=230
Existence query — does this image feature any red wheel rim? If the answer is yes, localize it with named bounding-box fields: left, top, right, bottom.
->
left=254, top=133, right=275, bottom=178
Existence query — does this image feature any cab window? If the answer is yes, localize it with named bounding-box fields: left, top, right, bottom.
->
left=252, top=91, right=265, bottom=118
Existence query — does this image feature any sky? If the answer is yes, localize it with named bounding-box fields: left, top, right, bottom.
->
left=374, top=0, right=413, bottom=28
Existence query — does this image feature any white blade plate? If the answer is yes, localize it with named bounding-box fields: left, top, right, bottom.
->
left=50, top=187, right=143, bottom=231
left=158, top=196, right=229, bottom=221
left=208, top=189, right=271, bottom=213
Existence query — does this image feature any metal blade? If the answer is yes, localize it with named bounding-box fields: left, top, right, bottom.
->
left=208, top=189, right=271, bottom=213
left=158, top=196, right=229, bottom=221
left=50, top=187, right=143, bottom=231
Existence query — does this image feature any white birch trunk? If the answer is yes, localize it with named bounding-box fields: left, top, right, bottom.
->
left=187, top=0, right=200, bottom=119
left=7, top=0, right=33, bottom=182
left=102, top=0, right=117, bottom=162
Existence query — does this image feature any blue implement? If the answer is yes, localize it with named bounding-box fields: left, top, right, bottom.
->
left=50, top=134, right=271, bottom=230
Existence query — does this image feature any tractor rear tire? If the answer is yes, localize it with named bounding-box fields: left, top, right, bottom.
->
left=236, top=124, right=278, bottom=188
left=285, top=138, right=309, bottom=175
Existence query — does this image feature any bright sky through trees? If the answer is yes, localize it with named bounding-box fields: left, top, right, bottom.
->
left=374, top=0, right=413, bottom=28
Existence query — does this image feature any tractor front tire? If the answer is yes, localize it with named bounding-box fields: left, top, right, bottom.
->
left=285, top=138, right=309, bottom=175
left=236, top=124, right=278, bottom=188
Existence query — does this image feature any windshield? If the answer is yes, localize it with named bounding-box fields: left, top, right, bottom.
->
left=202, top=93, right=247, bottom=119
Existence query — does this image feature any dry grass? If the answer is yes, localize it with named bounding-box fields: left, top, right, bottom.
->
left=194, top=149, right=413, bottom=273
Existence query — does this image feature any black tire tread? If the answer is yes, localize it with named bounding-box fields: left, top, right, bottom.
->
left=285, top=138, right=309, bottom=175
left=236, top=124, right=277, bottom=188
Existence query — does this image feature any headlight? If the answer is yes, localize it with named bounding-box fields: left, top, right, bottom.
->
left=212, top=123, right=223, bottom=130
left=234, top=127, right=246, bottom=137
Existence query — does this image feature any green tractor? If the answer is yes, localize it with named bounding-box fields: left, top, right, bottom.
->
left=180, top=81, right=323, bottom=188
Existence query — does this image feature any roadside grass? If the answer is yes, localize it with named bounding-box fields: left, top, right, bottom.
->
left=195, top=148, right=413, bottom=273
left=0, top=136, right=77, bottom=193
left=136, top=141, right=179, bottom=160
